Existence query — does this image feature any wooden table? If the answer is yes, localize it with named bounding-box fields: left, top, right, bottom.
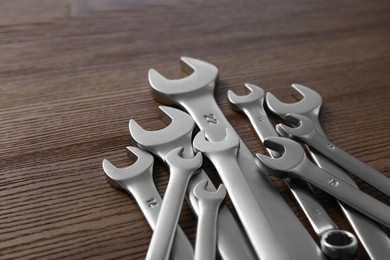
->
left=1, top=0, right=389, bottom=259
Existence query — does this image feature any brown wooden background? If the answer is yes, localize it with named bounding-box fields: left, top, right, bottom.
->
left=1, top=0, right=389, bottom=259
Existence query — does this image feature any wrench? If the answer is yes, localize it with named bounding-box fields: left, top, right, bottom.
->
left=149, top=56, right=324, bottom=260
left=193, top=180, right=226, bottom=260
left=256, top=137, right=390, bottom=228
left=194, top=128, right=294, bottom=260
left=129, top=106, right=256, bottom=260
left=146, top=147, right=202, bottom=260
left=228, top=83, right=358, bottom=259
left=102, top=146, right=194, bottom=260
left=266, top=84, right=390, bottom=259
left=277, top=113, right=390, bottom=197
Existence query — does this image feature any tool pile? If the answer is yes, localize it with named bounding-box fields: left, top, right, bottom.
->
left=102, top=57, right=390, bottom=260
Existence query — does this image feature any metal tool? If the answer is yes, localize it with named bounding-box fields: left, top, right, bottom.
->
left=277, top=113, right=390, bottom=197
left=194, top=128, right=295, bottom=260
left=102, top=147, right=194, bottom=260
left=266, top=83, right=390, bottom=259
left=129, top=106, right=256, bottom=260
left=193, top=180, right=226, bottom=260
left=256, top=137, right=390, bottom=228
left=149, top=56, right=324, bottom=260
left=228, top=83, right=358, bottom=259
left=146, top=147, right=202, bottom=260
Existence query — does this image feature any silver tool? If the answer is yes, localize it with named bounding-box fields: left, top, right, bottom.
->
left=193, top=180, right=226, bottom=260
left=148, top=56, right=325, bottom=260
left=129, top=106, right=256, bottom=260
left=277, top=112, right=390, bottom=197
left=266, top=83, right=390, bottom=259
left=194, top=128, right=293, bottom=260
left=146, top=147, right=202, bottom=260
left=102, top=147, right=194, bottom=260
left=256, top=137, right=390, bottom=228
left=228, top=83, right=358, bottom=259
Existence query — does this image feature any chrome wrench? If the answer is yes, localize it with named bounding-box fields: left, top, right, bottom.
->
left=148, top=57, right=324, bottom=259
left=146, top=147, right=202, bottom=260
left=102, top=147, right=194, bottom=260
left=130, top=106, right=256, bottom=260
left=257, top=137, right=390, bottom=228
left=193, top=180, right=226, bottom=260
left=277, top=113, right=390, bottom=197
left=266, top=84, right=390, bottom=259
left=228, top=83, right=357, bottom=259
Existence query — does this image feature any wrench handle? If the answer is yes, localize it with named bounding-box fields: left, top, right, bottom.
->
left=298, top=163, right=390, bottom=228
left=194, top=203, right=219, bottom=260
left=126, top=179, right=194, bottom=260
left=309, top=134, right=390, bottom=197
left=146, top=172, right=193, bottom=260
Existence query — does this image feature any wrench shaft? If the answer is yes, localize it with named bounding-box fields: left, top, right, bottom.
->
left=311, top=134, right=390, bottom=197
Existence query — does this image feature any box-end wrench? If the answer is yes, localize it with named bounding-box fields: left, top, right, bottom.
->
left=129, top=106, right=256, bottom=260
left=266, top=84, right=390, bottom=259
left=148, top=57, right=324, bottom=260
left=256, top=137, right=390, bottom=228
left=102, top=147, right=194, bottom=260
left=146, top=147, right=202, bottom=260
left=193, top=180, right=226, bottom=260
left=228, top=83, right=358, bottom=259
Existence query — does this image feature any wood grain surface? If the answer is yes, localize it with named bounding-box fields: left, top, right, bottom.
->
left=1, top=0, right=389, bottom=259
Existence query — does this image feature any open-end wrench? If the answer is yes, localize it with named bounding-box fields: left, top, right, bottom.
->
left=277, top=113, right=390, bottom=197
left=149, top=57, right=324, bottom=260
left=130, top=106, right=256, bottom=260
left=146, top=147, right=202, bottom=260
left=266, top=84, right=390, bottom=259
left=194, top=128, right=295, bottom=260
left=102, top=147, right=194, bottom=260
left=256, top=137, right=390, bottom=228
left=228, top=83, right=358, bottom=259
left=193, top=180, right=226, bottom=260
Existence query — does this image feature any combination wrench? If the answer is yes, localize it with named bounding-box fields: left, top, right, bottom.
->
left=130, top=106, right=256, bottom=260
left=193, top=180, right=226, bottom=260
left=148, top=57, right=324, bottom=259
left=102, top=146, right=194, bottom=260
left=256, top=137, right=390, bottom=228
left=266, top=84, right=390, bottom=259
left=146, top=147, right=202, bottom=260
left=228, top=83, right=357, bottom=259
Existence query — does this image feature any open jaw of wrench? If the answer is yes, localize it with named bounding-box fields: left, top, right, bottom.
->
left=149, top=57, right=324, bottom=260
left=266, top=83, right=390, bottom=259
left=129, top=106, right=256, bottom=260
left=102, top=146, right=194, bottom=260
left=193, top=180, right=226, bottom=260
left=256, top=137, right=390, bottom=228
left=146, top=147, right=202, bottom=260
left=277, top=113, right=390, bottom=197
left=228, top=83, right=358, bottom=259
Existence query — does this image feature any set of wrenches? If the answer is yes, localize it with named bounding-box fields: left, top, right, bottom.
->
left=102, top=57, right=390, bottom=259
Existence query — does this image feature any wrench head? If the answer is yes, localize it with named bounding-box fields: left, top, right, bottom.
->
left=166, top=147, right=203, bottom=173
left=193, top=128, right=239, bottom=156
left=255, top=137, right=306, bottom=178
left=148, top=57, right=219, bottom=105
left=129, top=106, right=196, bottom=160
left=227, top=83, right=265, bottom=112
left=102, top=146, right=154, bottom=190
left=193, top=180, right=226, bottom=206
left=266, top=83, right=322, bottom=118
left=276, top=113, right=316, bottom=140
